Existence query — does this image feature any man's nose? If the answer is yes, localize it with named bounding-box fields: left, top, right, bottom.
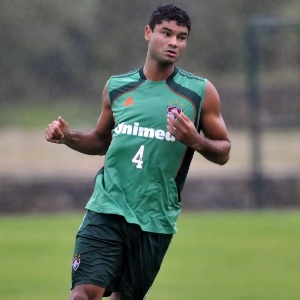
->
left=168, top=35, right=178, bottom=47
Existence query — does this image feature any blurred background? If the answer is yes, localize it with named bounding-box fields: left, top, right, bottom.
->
left=0, top=0, right=299, bottom=211
left=0, top=1, right=300, bottom=300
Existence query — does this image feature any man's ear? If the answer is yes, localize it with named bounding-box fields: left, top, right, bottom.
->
left=145, top=25, right=151, bottom=41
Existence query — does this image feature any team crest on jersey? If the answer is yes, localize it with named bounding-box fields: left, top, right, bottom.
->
left=167, top=105, right=183, bottom=119
left=72, top=254, right=81, bottom=271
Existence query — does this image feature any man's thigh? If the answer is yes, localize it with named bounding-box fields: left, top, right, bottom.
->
left=71, top=211, right=125, bottom=294
left=119, top=224, right=173, bottom=299
left=70, top=211, right=173, bottom=299
left=69, top=284, right=106, bottom=300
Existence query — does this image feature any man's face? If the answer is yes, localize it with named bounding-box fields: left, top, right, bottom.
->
left=145, top=20, right=189, bottom=66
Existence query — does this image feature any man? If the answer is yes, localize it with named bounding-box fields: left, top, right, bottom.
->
left=45, top=4, right=231, bottom=300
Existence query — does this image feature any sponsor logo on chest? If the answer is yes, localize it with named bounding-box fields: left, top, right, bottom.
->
left=114, top=122, right=175, bottom=142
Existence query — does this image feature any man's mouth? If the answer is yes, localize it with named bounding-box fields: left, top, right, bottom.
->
left=165, top=50, right=177, bottom=57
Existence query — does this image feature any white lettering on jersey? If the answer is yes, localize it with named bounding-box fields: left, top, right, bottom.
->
left=114, top=122, right=175, bottom=142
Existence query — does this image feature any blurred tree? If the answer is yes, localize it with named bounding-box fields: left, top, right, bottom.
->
left=0, top=0, right=298, bottom=105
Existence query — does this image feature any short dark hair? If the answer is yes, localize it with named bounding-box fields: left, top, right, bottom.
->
left=149, top=4, right=191, bottom=33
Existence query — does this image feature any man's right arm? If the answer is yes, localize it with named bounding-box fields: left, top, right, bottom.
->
left=45, top=81, right=114, bottom=156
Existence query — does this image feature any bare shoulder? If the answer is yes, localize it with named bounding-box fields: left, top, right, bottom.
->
left=200, top=78, right=230, bottom=141
left=95, top=80, right=114, bottom=135
left=202, top=80, right=221, bottom=113
left=101, top=80, right=111, bottom=108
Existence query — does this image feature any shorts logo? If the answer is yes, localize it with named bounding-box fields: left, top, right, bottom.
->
left=167, top=105, right=183, bottom=119
left=72, top=254, right=81, bottom=271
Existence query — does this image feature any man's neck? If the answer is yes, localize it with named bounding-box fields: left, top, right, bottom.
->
left=143, top=60, right=175, bottom=81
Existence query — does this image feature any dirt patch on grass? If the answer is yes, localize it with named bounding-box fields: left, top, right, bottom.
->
left=1, top=128, right=299, bottom=179
left=1, top=128, right=299, bottom=212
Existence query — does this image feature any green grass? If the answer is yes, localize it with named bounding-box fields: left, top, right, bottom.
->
left=0, top=211, right=300, bottom=300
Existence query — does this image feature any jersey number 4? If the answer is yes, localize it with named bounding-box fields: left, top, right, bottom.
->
left=132, top=145, right=144, bottom=169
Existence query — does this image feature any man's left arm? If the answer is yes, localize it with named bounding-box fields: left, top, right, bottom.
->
left=166, top=80, right=231, bottom=165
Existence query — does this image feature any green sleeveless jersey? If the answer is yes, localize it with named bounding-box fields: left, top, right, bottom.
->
left=86, top=67, right=207, bottom=234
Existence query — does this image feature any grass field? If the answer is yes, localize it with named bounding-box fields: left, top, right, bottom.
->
left=1, top=211, right=300, bottom=300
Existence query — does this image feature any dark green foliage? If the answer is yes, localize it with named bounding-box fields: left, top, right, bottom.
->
left=0, top=0, right=298, bottom=105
